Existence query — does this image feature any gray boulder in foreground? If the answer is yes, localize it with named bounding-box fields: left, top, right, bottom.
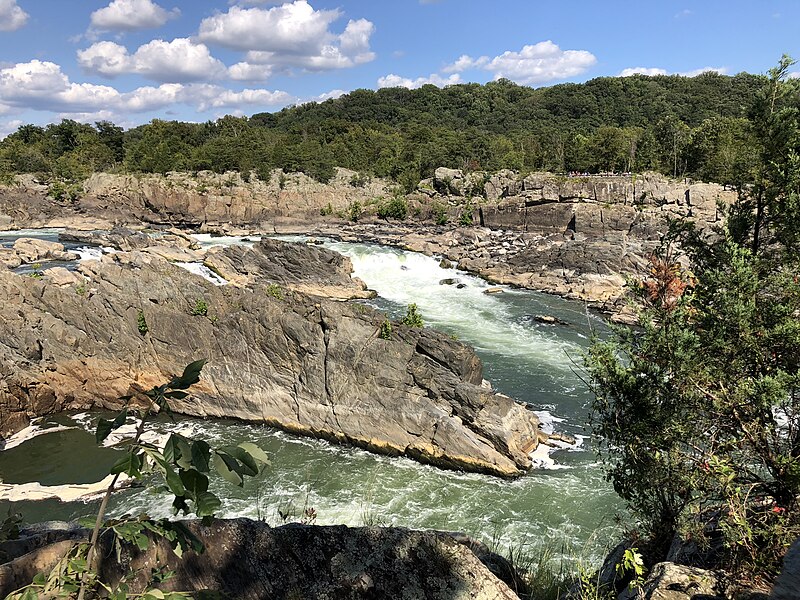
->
left=0, top=520, right=521, bottom=600
left=0, top=239, right=541, bottom=477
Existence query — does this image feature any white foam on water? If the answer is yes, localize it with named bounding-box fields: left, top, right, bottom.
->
left=1, top=421, right=76, bottom=450
left=176, top=262, right=227, bottom=285
left=325, top=242, right=582, bottom=372
left=76, top=246, right=117, bottom=261
left=192, top=234, right=261, bottom=249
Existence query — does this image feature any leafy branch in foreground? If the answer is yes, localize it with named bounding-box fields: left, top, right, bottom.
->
left=7, top=360, right=269, bottom=600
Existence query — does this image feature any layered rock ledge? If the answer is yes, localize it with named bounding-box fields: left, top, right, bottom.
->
left=0, top=169, right=735, bottom=317
left=0, top=238, right=542, bottom=477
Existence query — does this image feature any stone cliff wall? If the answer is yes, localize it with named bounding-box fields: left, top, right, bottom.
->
left=0, top=168, right=736, bottom=316
left=0, top=168, right=734, bottom=237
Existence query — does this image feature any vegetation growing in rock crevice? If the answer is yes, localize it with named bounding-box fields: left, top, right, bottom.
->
left=586, top=56, right=800, bottom=582
left=401, top=304, right=424, bottom=328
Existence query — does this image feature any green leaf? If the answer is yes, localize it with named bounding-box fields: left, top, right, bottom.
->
left=110, top=451, right=143, bottom=477
left=179, top=468, right=209, bottom=499
left=238, top=442, right=270, bottom=466
left=170, top=360, right=207, bottom=390
left=211, top=451, right=244, bottom=486
left=96, top=409, right=128, bottom=444
left=19, top=587, right=39, bottom=600
left=224, top=445, right=259, bottom=477
left=195, top=491, right=221, bottom=518
left=191, top=440, right=211, bottom=472
left=164, top=434, right=192, bottom=470
left=163, top=464, right=186, bottom=497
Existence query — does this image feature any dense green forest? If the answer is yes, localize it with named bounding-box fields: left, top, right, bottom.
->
left=0, top=72, right=766, bottom=189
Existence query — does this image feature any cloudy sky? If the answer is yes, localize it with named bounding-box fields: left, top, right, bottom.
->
left=0, top=0, right=798, bottom=135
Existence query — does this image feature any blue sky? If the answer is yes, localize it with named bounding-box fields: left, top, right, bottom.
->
left=0, top=0, right=798, bottom=136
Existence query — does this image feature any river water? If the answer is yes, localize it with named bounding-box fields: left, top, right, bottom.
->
left=0, top=232, right=622, bottom=563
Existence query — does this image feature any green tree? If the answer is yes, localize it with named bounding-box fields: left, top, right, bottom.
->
left=586, top=57, right=800, bottom=578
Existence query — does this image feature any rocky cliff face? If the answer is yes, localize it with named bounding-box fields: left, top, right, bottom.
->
left=0, top=238, right=541, bottom=477
left=0, top=169, right=392, bottom=231
left=0, top=168, right=735, bottom=314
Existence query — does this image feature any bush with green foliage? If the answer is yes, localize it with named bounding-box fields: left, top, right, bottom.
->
left=190, top=299, right=208, bottom=316
left=376, top=197, right=408, bottom=220
left=379, top=320, right=393, bottom=340
left=433, top=203, right=448, bottom=226
left=402, top=304, right=424, bottom=328
left=586, top=57, right=800, bottom=579
left=458, top=200, right=474, bottom=227
left=136, top=309, right=148, bottom=335
left=348, top=200, right=362, bottom=222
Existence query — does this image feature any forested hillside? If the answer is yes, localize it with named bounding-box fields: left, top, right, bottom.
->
left=0, top=72, right=764, bottom=188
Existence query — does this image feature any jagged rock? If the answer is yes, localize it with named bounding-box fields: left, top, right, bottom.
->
left=772, top=537, right=800, bottom=599
left=484, top=170, right=521, bottom=201
left=0, top=240, right=541, bottom=477
left=622, top=562, right=724, bottom=600
left=12, top=238, right=77, bottom=263
left=203, top=238, right=374, bottom=300
left=0, top=520, right=520, bottom=600
left=0, top=248, right=21, bottom=269
left=439, top=258, right=453, bottom=269
left=439, top=278, right=458, bottom=285
left=42, top=267, right=82, bottom=287
left=434, top=167, right=465, bottom=195
left=533, top=315, right=568, bottom=326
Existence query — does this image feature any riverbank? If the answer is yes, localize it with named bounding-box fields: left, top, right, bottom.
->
left=0, top=168, right=736, bottom=322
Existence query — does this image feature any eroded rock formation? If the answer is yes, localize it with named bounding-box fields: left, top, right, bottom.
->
left=0, top=238, right=541, bottom=477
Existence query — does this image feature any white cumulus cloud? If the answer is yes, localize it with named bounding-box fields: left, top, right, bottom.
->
left=0, top=60, right=293, bottom=117
left=198, top=1, right=375, bottom=73
left=377, top=73, right=461, bottom=89
left=228, top=62, right=273, bottom=82
left=619, top=66, right=727, bottom=77
left=0, top=119, right=24, bottom=139
left=618, top=67, right=669, bottom=77
left=78, top=38, right=227, bottom=82
left=0, top=0, right=28, bottom=32
left=90, top=0, right=178, bottom=32
left=311, top=89, right=346, bottom=102
left=188, top=84, right=295, bottom=112
left=443, top=41, right=596, bottom=85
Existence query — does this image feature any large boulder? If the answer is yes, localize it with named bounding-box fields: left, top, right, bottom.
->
left=434, top=167, right=465, bottom=196
left=0, top=239, right=541, bottom=477
left=0, top=520, right=521, bottom=600
left=620, top=562, right=724, bottom=600
left=203, top=238, right=374, bottom=299
left=12, top=238, right=77, bottom=263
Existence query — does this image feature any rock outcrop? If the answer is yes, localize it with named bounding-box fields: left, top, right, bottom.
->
left=203, top=238, right=375, bottom=299
left=0, top=238, right=542, bottom=477
left=0, top=169, right=735, bottom=315
left=0, top=520, right=521, bottom=599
